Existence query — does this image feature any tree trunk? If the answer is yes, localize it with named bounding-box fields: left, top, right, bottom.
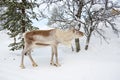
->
left=75, top=38, right=80, bottom=52
left=21, top=19, right=25, bottom=49
left=21, top=0, right=26, bottom=49
left=21, top=20, right=25, bottom=32
left=14, top=37, right=16, bottom=44
left=85, top=28, right=93, bottom=50
left=105, top=0, right=108, bottom=10
left=74, top=0, right=83, bottom=52
left=85, top=34, right=91, bottom=50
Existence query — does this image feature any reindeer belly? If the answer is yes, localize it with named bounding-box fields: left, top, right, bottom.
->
left=32, top=41, right=54, bottom=47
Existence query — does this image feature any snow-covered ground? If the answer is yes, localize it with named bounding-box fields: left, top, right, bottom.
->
left=0, top=27, right=120, bottom=80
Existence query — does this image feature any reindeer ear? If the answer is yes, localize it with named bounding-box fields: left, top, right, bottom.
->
left=69, top=27, right=75, bottom=33
left=69, top=27, right=74, bottom=30
left=73, top=29, right=76, bottom=33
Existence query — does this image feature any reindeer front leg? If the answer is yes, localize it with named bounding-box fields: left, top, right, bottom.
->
left=20, top=49, right=26, bottom=69
left=50, top=45, right=55, bottom=65
left=51, top=45, right=61, bottom=67
left=54, top=47, right=61, bottom=67
left=50, top=53, right=54, bottom=66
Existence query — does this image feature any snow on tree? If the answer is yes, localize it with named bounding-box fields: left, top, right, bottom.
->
left=47, top=0, right=120, bottom=50
left=1, top=0, right=120, bottom=51
left=0, top=0, right=39, bottom=51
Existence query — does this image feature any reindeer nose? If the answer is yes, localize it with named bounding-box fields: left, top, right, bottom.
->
left=81, top=32, right=84, bottom=36
left=79, top=31, right=84, bottom=36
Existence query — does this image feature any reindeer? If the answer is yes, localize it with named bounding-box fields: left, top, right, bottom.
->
left=20, top=28, right=84, bottom=69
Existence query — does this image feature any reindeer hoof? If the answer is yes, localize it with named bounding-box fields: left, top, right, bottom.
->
left=50, top=62, right=61, bottom=67
left=50, top=62, right=55, bottom=66
left=54, top=63, right=61, bottom=67
left=20, top=65, right=25, bottom=69
left=32, top=63, right=38, bottom=67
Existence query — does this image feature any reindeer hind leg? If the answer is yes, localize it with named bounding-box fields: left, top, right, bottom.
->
left=20, top=44, right=31, bottom=69
left=27, top=51, right=38, bottom=67
left=20, top=48, right=28, bottom=69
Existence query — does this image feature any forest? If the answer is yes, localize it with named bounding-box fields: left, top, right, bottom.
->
left=0, top=0, right=120, bottom=51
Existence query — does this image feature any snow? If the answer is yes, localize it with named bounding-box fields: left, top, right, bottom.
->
left=0, top=26, right=120, bottom=80
left=91, top=4, right=103, bottom=11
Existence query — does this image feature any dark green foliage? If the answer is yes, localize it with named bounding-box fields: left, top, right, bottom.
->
left=0, top=0, right=39, bottom=51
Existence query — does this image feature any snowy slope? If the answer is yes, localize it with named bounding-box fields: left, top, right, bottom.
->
left=0, top=27, right=120, bottom=80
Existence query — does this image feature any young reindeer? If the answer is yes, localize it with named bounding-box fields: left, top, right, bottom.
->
left=20, top=28, right=84, bottom=69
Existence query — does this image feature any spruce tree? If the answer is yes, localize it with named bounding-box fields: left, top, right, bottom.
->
left=0, top=0, right=39, bottom=51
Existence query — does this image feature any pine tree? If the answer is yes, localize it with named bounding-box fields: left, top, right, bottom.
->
left=0, top=0, right=39, bottom=51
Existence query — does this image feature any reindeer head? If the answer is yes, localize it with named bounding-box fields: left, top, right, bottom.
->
left=73, top=29, right=84, bottom=38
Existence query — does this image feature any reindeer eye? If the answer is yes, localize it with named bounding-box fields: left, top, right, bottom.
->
left=73, top=29, right=75, bottom=33
left=74, top=31, right=77, bottom=34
